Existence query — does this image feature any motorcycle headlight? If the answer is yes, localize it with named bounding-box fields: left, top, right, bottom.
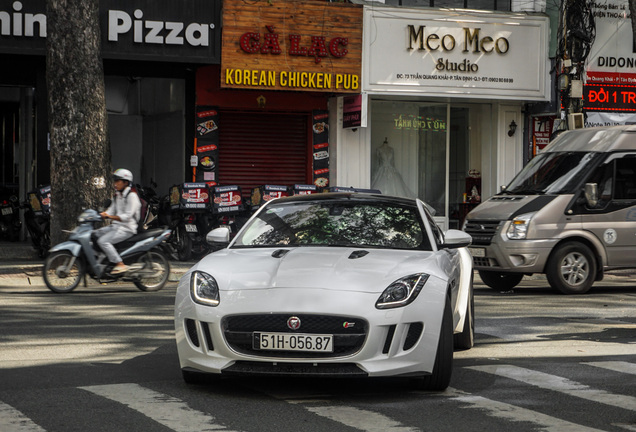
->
left=506, top=212, right=535, bottom=240
left=376, top=274, right=429, bottom=309
left=190, top=271, right=220, bottom=307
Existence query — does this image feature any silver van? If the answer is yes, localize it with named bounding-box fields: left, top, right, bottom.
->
left=464, top=125, right=636, bottom=294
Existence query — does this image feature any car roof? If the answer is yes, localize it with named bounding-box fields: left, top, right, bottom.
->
left=269, top=192, right=418, bottom=207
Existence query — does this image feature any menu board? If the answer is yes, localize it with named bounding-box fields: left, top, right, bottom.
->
left=170, top=183, right=210, bottom=210
left=212, top=185, right=243, bottom=214
left=312, top=110, right=330, bottom=189
left=195, top=106, right=220, bottom=184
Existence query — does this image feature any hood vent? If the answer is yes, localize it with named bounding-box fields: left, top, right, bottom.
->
left=271, top=249, right=290, bottom=258
left=348, top=250, right=369, bottom=259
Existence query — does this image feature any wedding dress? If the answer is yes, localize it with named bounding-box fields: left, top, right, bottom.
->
left=371, top=140, right=415, bottom=198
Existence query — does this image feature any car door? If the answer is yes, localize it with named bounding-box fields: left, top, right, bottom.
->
left=581, top=153, right=636, bottom=267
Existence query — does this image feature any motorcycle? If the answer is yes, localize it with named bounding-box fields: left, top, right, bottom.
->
left=0, top=195, right=22, bottom=242
left=42, top=208, right=172, bottom=293
left=24, top=186, right=51, bottom=258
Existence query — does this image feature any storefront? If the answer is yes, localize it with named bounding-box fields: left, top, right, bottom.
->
left=193, top=0, right=362, bottom=198
left=0, top=0, right=221, bottom=201
left=331, top=6, right=550, bottom=229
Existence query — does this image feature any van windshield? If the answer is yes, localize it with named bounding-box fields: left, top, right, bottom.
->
left=504, top=152, right=602, bottom=195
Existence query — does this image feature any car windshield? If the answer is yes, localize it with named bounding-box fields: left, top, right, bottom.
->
left=233, top=199, right=431, bottom=250
left=504, top=151, right=602, bottom=195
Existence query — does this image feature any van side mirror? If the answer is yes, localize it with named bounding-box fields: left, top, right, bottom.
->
left=206, top=226, right=231, bottom=245
left=584, top=183, right=599, bottom=208
left=500, top=185, right=507, bottom=192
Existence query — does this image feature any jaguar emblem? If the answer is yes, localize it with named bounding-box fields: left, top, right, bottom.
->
left=287, top=316, right=301, bottom=330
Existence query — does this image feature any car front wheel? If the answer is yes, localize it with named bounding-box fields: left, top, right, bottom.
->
left=413, top=297, right=453, bottom=391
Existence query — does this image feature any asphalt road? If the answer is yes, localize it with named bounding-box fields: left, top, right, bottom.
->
left=0, top=276, right=635, bottom=432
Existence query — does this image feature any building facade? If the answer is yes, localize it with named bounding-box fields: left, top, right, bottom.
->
left=330, top=4, right=551, bottom=229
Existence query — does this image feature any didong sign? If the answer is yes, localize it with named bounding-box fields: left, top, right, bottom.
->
left=363, top=7, right=550, bottom=100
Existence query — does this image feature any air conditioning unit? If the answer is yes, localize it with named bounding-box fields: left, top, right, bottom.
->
left=568, top=113, right=584, bottom=130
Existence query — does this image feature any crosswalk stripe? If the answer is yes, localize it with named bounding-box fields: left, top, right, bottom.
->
left=446, top=388, right=605, bottom=432
left=468, top=365, right=636, bottom=412
left=584, top=361, right=636, bottom=376
left=302, top=405, right=420, bottom=432
left=80, top=384, right=238, bottom=432
left=0, top=402, right=47, bottom=432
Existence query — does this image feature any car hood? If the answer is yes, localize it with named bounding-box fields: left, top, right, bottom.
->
left=466, top=194, right=559, bottom=220
left=189, top=247, right=447, bottom=293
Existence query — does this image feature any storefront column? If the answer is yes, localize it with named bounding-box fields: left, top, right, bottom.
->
left=497, top=103, right=523, bottom=192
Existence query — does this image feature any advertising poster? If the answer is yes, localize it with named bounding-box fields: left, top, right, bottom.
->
left=212, top=185, right=243, bottom=214
left=312, top=110, right=330, bottom=189
left=585, top=0, right=636, bottom=112
left=195, top=106, right=220, bottom=184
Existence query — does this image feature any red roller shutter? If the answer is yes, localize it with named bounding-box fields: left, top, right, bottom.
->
left=218, top=112, right=310, bottom=195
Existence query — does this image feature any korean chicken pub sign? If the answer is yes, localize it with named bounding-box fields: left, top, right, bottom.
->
left=221, top=0, right=362, bottom=93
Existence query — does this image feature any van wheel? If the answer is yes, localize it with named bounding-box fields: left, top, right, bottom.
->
left=546, top=242, right=596, bottom=294
left=478, top=270, right=523, bottom=290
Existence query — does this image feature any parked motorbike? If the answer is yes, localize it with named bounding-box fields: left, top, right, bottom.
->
left=24, top=186, right=51, bottom=258
left=0, top=195, right=22, bottom=242
left=42, top=208, right=172, bottom=293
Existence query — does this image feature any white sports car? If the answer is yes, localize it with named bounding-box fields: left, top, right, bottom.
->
left=175, top=192, right=474, bottom=390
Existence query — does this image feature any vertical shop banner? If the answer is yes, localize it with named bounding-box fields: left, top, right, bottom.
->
left=312, top=110, right=330, bottom=189
left=343, top=93, right=367, bottom=129
left=195, top=106, right=220, bottom=184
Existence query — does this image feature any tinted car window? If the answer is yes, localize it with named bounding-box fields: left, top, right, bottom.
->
left=234, top=200, right=430, bottom=250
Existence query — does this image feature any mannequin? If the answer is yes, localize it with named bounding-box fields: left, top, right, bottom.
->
left=371, top=138, right=415, bottom=198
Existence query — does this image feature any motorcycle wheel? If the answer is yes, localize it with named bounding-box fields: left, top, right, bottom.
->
left=133, top=250, right=171, bottom=292
left=43, top=251, right=84, bottom=293
left=175, top=226, right=192, bottom=261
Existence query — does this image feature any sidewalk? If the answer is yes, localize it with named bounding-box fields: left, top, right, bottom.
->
left=0, top=240, right=194, bottom=286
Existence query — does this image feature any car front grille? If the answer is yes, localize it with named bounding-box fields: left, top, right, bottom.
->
left=464, top=220, right=501, bottom=245
left=222, top=314, right=368, bottom=359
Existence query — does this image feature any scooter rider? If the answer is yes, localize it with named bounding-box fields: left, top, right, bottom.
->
left=95, top=168, right=141, bottom=275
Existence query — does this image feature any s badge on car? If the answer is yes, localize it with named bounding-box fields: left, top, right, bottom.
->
left=287, top=316, right=301, bottom=330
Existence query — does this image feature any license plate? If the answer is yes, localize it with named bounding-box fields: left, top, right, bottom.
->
left=1, top=207, right=12, bottom=216
left=253, top=332, right=334, bottom=352
left=184, top=224, right=198, bottom=233
left=469, top=247, right=485, bottom=257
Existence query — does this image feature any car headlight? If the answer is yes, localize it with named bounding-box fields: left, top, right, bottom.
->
left=376, top=274, right=429, bottom=309
left=506, top=212, right=535, bottom=240
left=190, top=271, right=220, bottom=306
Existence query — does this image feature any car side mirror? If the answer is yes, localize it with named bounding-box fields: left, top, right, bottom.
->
left=584, top=183, right=599, bottom=208
left=440, top=229, right=472, bottom=249
left=206, top=226, right=231, bottom=245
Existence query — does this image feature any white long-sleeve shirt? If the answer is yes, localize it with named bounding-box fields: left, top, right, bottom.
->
left=105, top=186, right=141, bottom=235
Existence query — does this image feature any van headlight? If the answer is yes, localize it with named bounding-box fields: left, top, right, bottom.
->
left=507, top=212, right=535, bottom=240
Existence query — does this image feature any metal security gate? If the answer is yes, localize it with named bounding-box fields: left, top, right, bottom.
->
left=218, top=112, right=310, bottom=196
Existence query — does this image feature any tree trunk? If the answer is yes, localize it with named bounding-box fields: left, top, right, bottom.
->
left=46, top=0, right=112, bottom=246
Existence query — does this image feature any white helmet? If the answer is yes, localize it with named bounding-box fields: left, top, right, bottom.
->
left=113, top=168, right=133, bottom=183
